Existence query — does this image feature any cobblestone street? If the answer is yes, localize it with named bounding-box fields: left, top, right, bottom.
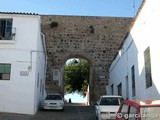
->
left=0, top=103, right=96, bottom=120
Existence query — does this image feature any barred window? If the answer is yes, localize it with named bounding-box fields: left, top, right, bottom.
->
left=0, top=64, right=11, bottom=80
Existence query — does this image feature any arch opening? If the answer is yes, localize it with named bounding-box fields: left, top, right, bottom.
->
left=64, top=58, right=89, bottom=104
left=60, top=53, right=96, bottom=105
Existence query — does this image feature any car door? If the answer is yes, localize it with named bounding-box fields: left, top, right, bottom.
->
left=116, top=103, right=129, bottom=120
left=128, top=106, right=138, bottom=120
left=116, top=102, right=139, bottom=120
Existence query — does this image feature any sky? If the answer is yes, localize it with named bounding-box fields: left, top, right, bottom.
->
left=65, top=93, right=86, bottom=103
left=0, top=0, right=143, bottom=103
left=0, top=0, right=143, bottom=17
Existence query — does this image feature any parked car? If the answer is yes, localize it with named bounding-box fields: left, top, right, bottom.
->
left=116, top=100, right=160, bottom=120
left=43, top=93, right=64, bottom=110
left=95, top=95, right=124, bottom=120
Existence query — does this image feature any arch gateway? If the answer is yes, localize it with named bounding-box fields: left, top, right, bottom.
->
left=41, top=15, right=132, bottom=105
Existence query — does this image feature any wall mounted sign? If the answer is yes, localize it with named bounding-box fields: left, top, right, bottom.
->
left=20, top=71, right=29, bottom=76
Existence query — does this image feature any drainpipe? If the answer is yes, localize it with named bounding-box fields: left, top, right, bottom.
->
left=29, top=33, right=48, bottom=72
left=29, top=32, right=48, bottom=113
left=41, top=32, right=47, bottom=58
left=41, top=32, right=48, bottom=96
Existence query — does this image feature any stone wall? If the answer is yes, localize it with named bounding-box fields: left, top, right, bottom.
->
left=41, top=15, right=132, bottom=104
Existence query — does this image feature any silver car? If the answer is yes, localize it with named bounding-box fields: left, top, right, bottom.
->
left=43, top=93, right=64, bottom=110
left=95, top=95, right=124, bottom=120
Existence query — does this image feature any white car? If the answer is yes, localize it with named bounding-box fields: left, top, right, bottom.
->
left=43, top=93, right=64, bottom=110
left=95, top=95, right=123, bottom=120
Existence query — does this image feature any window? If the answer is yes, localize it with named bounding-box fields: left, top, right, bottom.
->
left=0, top=64, right=11, bottom=80
left=120, top=103, right=129, bottom=119
left=37, top=73, right=39, bottom=87
left=129, top=106, right=137, bottom=120
left=100, top=97, right=120, bottom=105
left=126, top=75, right=129, bottom=99
left=0, top=19, right=13, bottom=40
left=117, top=83, right=122, bottom=96
left=46, top=94, right=62, bottom=100
left=111, top=84, right=114, bottom=95
left=131, top=65, right=136, bottom=97
left=144, top=47, right=152, bottom=88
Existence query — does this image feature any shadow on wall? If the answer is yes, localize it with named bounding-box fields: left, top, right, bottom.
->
left=108, top=34, right=160, bottom=100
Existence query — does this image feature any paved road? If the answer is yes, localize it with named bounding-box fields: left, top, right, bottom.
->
left=0, top=104, right=96, bottom=120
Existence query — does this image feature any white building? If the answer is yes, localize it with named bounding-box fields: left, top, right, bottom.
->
left=107, top=0, right=160, bottom=100
left=0, top=13, right=47, bottom=114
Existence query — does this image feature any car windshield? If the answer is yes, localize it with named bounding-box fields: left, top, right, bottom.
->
left=46, top=95, right=62, bottom=100
left=100, top=97, right=121, bottom=105
left=140, top=106, right=160, bottom=120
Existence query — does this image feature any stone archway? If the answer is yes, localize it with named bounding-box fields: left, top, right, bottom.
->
left=41, top=15, right=132, bottom=105
left=60, top=52, right=96, bottom=105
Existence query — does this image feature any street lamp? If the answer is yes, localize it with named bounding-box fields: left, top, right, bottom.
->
left=73, top=59, right=79, bottom=66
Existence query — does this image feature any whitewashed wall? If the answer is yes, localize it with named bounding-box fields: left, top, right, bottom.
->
left=107, top=0, right=160, bottom=100
left=0, top=14, right=46, bottom=114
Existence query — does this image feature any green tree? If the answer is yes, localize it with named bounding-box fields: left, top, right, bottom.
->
left=64, top=59, right=89, bottom=97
